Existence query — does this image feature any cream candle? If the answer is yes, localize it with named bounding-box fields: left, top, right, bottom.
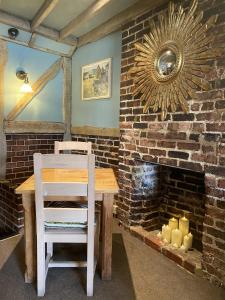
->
left=179, top=216, right=189, bottom=237
left=157, top=232, right=162, bottom=239
left=183, top=232, right=193, bottom=251
left=168, top=217, right=178, bottom=230
left=162, top=225, right=171, bottom=243
left=171, top=228, right=182, bottom=248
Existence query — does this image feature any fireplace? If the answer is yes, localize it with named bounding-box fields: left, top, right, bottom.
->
left=131, top=161, right=206, bottom=252
left=118, top=0, right=225, bottom=286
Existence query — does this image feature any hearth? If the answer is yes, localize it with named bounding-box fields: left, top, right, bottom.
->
left=131, top=160, right=206, bottom=252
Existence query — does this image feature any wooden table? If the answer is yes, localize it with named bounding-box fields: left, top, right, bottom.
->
left=16, top=168, right=119, bottom=283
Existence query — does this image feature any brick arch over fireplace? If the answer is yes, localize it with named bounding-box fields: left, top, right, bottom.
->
left=118, top=0, right=225, bottom=287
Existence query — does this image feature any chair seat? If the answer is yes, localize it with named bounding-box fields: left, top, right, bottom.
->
left=45, top=202, right=99, bottom=231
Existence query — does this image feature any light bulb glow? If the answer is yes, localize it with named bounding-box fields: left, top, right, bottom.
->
left=20, top=83, right=33, bottom=93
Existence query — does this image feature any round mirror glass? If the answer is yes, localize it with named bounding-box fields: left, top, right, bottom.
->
left=157, top=49, right=177, bottom=76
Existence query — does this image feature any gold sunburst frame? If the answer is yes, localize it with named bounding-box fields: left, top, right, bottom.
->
left=129, top=0, right=219, bottom=120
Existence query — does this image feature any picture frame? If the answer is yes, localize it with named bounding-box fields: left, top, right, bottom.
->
left=81, top=58, right=112, bottom=100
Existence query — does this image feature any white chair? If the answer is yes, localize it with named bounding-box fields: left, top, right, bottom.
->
left=46, top=141, right=92, bottom=258
left=34, top=153, right=99, bottom=297
left=54, top=141, right=92, bottom=154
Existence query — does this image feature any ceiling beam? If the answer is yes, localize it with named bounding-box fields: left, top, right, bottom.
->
left=31, top=0, right=59, bottom=31
left=0, top=9, right=77, bottom=46
left=60, top=0, right=111, bottom=40
left=77, top=0, right=168, bottom=48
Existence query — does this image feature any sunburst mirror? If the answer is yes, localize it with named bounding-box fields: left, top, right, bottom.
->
left=129, top=0, right=219, bottom=120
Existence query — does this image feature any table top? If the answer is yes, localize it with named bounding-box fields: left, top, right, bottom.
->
left=16, top=168, right=119, bottom=194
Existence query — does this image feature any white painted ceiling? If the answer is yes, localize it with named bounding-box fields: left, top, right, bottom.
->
left=0, top=0, right=139, bottom=37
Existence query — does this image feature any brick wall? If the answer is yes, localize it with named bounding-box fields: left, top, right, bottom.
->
left=0, top=181, right=23, bottom=233
left=6, top=133, right=64, bottom=185
left=72, top=134, right=119, bottom=172
left=130, top=162, right=161, bottom=230
left=0, top=133, right=64, bottom=233
left=118, top=0, right=225, bottom=286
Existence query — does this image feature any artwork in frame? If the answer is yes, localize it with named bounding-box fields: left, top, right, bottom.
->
left=82, top=58, right=111, bottom=100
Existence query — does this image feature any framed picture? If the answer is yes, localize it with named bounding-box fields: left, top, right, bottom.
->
left=81, top=58, right=111, bottom=100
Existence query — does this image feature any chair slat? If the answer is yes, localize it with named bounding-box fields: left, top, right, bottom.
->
left=44, top=208, right=87, bottom=223
left=43, top=182, right=87, bottom=197
left=55, top=141, right=92, bottom=154
left=39, top=154, right=89, bottom=169
left=49, top=260, right=87, bottom=268
left=45, top=231, right=87, bottom=243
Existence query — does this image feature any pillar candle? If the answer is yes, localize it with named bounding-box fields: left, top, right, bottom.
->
left=179, top=216, right=189, bottom=237
left=162, top=225, right=171, bottom=243
left=171, top=228, right=182, bottom=248
left=168, top=217, right=178, bottom=230
left=182, top=232, right=193, bottom=251
left=157, top=231, right=162, bottom=239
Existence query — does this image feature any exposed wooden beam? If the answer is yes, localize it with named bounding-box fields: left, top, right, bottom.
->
left=6, top=58, right=63, bottom=121
left=77, top=0, right=168, bottom=48
left=28, top=33, right=37, bottom=47
left=0, top=34, right=72, bottom=57
left=60, top=0, right=111, bottom=40
left=4, top=121, right=65, bottom=133
left=68, top=44, right=77, bottom=57
left=0, top=9, right=77, bottom=46
left=62, top=57, right=72, bottom=140
left=0, top=40, right=7, bottom=179
left=31, top=0, right=59, bottom=31
left=71, top=126, right=120, bottom=137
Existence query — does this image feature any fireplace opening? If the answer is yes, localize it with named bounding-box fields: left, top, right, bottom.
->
left=132, top=161, right=206, bottom=252
left=131, top=161, right=206, bottom=273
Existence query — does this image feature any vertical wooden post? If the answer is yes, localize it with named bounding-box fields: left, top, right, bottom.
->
left=101, top=193, right=114, bottom=280
left=0, top=40, right=7, bottom=179
left=23, top=193, right=36, bottom=283
left=62, top=57, right=72, bottom=141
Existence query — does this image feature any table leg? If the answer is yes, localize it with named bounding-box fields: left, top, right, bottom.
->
left=22, top=193, right=36, bottom=283
left=101, top=193, right=114, bottom=280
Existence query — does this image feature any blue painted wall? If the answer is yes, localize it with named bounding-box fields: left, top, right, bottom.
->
left=4, top=42, right=63, bottom=122
left=72, top=32, right=121, bottom=128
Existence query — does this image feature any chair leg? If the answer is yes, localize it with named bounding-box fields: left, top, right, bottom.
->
left=87, top=225, right=95, bottom=296
left=94, top=212, right=100, bottom=263
left=87, top=268, right=94, bottom=297
left=37, top=241, right=46, bottom=297
left=47, top=242, right=53, bottom=257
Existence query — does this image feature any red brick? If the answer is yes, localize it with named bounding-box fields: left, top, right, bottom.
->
left=218, top=179, right=225, bottom=189
left=144, top=235, right=163, bottom=252
left=177, top=142, right=200, bottom=151
left=206, top=123, right=225, bottom=132
left=183, top=260, right=196, bottom=274
left=149, top=149, right=166, bottom=156
left=191, top=153, right=217, bottom=165
left=192, top=123, right=205, bottom=132
left=196, top=112, right=221, bottom=121
left=157, top=141, right=176, bottom=148
left=159, top=157, right=178, bottom=167
left=162, top=248, right=183, bottom=266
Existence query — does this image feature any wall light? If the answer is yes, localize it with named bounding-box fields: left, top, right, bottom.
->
left=16, top=70, right=33, bottom=93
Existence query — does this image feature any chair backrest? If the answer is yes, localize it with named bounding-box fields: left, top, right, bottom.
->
left=34, top=153, right=95, bottom=231
left=54, top=141, right=92, bottom=154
